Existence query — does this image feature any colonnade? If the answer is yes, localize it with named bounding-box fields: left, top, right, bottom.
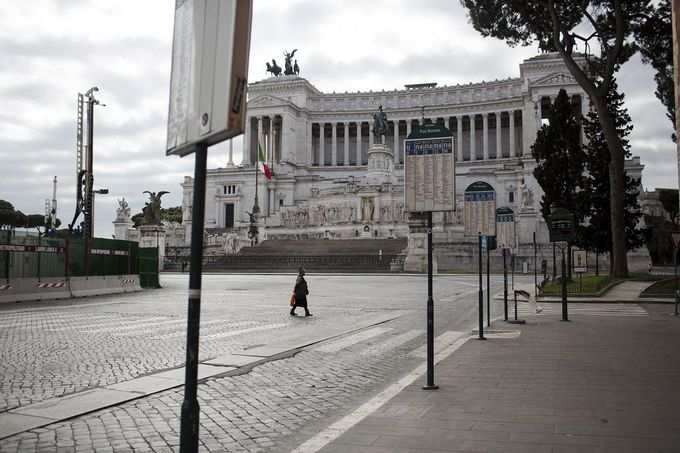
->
left=308, top=109, right=523, bottom=167
left=241, top=115, right=283, bottom=166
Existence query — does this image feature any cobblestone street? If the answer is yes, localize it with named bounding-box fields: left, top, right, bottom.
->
left=0, top=273, right=512, bottom=452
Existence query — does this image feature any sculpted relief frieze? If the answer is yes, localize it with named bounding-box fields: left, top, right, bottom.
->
left=279, top=198, right=407, bottom=228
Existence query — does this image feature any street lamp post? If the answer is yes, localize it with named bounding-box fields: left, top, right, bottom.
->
left=548, top=204, right=575, bottom=322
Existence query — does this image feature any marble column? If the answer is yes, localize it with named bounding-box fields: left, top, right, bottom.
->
left=482, top=113, right=489, bottom=160
left=344, top=122, right=350, bottom=166
left=307, top=120, right=313, bottom=165
left=393, top=120, right=399, bottom=161
left=470, top=114, right=476, bottom=161
left=279, top=115, right=286, bottom=163
left=369, top=120, right=375, bottom=147
left=227, top=138, right=233, bottom=166
left=356, top=122, right=362, bottom=165
left=406, top=120, right=412, bottom=137
left=456, top=116, right=463, bottom=161
left=536, top=96, right=543, bottom=128
left=241, top=117, right=250, bottom=165
left=509, top=111, right=516, bottom=158
left=319, top=123, right=325, bottom=167
left=331, top=122, right=337, bottom=166
left=495, top=112, right=502, bottom=159
left=256, top=116, right=263, bottom=163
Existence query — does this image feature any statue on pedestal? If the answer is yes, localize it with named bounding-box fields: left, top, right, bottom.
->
left=115, top=198, right=131, bottom=222
left=372, top=105, right=388, bottom=143
left=142, top=191, right=169, bottom=225
left=283, top=49, right=298, bottom=75
left=519, top=179, right=534, bottom=210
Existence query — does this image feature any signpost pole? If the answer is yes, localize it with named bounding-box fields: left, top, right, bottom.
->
left=423, top=211, right=438, bottom=390
left=180, top=143, right=208, bottom=453
left=561, top=245, right=569, bottom=322
left=478, top=233, right=485, bottom=340
left=486, top=243, right=490, bottom=327
left=503, top=248, right=508, bottom=321
left=533, top=231, right=537, bottom=299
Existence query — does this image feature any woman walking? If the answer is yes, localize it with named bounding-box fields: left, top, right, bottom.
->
left=290, top=267, right=312, bottom=316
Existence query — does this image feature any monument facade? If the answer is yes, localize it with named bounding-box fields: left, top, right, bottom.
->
left=178, top=53, right=646, bottom=271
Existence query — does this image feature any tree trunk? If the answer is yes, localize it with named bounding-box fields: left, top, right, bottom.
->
left=567, top=243, right=572, bottom=281
left=590, top=95, right=629, bottom=278
left=595, top=252, right=599, bottom=276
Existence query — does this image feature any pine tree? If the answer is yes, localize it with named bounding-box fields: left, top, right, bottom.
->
left=532, top=89, right=589, bottom=225
left=581, top=80, right=644, bottom=265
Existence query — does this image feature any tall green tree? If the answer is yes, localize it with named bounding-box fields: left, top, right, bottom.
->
left=658, top=189, right=679, bottom=225
left=634, top=0, right=675, bottom=141
left=0, top=200, right=15, bottom=230
left=460, top=0, right=653, bottom=277
left=581, top=80, right=645, bottom=265
left=532, top=89, right=589, bottom=225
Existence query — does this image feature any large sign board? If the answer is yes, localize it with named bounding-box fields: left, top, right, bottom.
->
left=166, top=0, right=253, bottom=157
left=404, top=123, right=455, bottom=212
left=573, top=249, right=587, bottom=273
left=548, top=207, right=575, bottom=243
left=464, top=181, right=496, bottom=237
left=496, top=207, right=515, bottom=249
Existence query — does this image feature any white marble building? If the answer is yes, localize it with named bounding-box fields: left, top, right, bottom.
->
left=179, top=53, right=645, bottom=271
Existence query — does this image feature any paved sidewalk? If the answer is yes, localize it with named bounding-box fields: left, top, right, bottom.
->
left=536, top=280, right=671, bottom=303
left=315, top=304, right=680, bottom=453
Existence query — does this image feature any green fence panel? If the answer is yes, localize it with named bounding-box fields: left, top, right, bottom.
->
left=138, top=247, right=159, bottom=288
left=1, top=233, right=140, bottom=279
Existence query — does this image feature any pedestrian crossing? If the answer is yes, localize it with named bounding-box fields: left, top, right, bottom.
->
left=360, top=329, right=424, bottom=356
left=315, top=327, right=392, bottom=353
left=515, top=303, right=648, bottom=317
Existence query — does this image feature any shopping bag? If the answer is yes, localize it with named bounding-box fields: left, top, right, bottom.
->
left=289, top=294, right=296, bottom=306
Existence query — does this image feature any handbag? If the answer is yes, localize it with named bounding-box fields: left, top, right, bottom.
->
left=289, top=294, right=296, bottom=306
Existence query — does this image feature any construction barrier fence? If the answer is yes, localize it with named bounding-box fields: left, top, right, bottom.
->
left=0, top=231, right=140, bottom=280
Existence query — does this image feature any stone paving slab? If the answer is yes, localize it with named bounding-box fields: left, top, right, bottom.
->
left=202, top=354, right=264, bottom=367
left=316, top=304, right=680, bottom=453
left=152, top=364, right=235, bottom=382
left=105, top=376, right=185, bottom=395
left=12, top=388, right=137, bottom=420
left=0, top=414, right=54, bottom=440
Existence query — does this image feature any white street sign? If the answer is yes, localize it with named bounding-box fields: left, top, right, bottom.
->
left=166, top=0, right=253, bottom=157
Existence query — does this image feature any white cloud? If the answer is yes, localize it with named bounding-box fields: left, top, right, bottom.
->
left=0, top=0, right=675, bottom=237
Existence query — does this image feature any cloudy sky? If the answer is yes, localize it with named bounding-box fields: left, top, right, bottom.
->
left=0, top=0, right=675, bottom=237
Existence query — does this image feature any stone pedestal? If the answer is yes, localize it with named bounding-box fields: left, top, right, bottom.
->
left=113, top=220, right=132, bottom=241
left=139, top=225, right=166, bottom=271
left=364, top=143, right=396, bottom=186
left=516, top=209, right=538, bottom=245
left=403, top=213, right=438, bottom=273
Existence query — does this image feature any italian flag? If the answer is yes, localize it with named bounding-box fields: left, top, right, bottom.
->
left=258, top=143, right=273, bottom=180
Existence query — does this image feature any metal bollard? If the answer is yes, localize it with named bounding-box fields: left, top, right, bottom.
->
left=675, top=290, right=679, bottom=317
left=507, top=290, right=527, bottom=324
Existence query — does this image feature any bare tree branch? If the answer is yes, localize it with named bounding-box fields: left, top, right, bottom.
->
left=547, top=0, right=599, bottom=97
left=581, top=3, right=605, bottom=39
left=603, top=0, right=625, bottom=94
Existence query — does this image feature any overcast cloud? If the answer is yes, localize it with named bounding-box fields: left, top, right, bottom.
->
left=0, top=0, right=675, bottom=237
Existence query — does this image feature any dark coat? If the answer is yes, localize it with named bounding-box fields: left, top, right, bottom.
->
left=293, top=276, right=309, bottom=307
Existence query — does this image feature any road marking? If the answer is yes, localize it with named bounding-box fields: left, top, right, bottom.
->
left=360, top=329, right=424, bottom=356
left=409, top=330, right=466, bottom=358
left=516, top=303, right=647, bottom=317
left=150, top=321, right=260, bottom=339
left=176, top=323, right=286, bottom=341
left=114, top=319, right=233, bottom=337
left=290, top=332, right=473, bottom=453
left=46, top=317, right=168, bottom=332
left=314, top=327, right=392, bottom=353
left=0, top=313, right=114, bottom=328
